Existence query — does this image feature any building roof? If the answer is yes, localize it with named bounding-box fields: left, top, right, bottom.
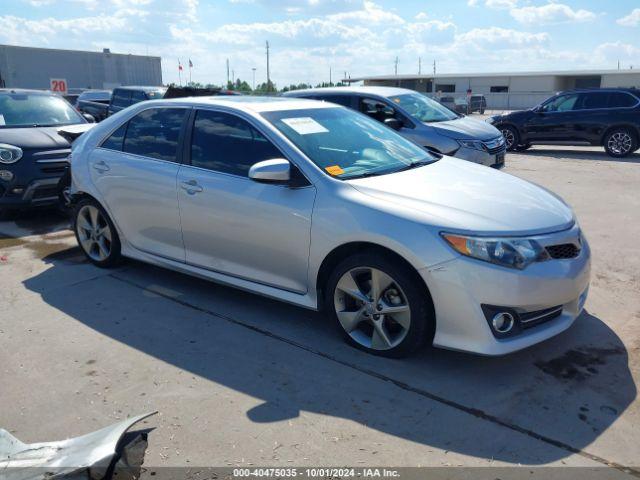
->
left=344, top=69, right=640, bottom=82
left=284, top=86, right=413, bottom=97
left=0, top=43, right=161, bottom=60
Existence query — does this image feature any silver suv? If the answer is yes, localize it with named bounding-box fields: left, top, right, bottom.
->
left=284, top=87, right=505, bottom=168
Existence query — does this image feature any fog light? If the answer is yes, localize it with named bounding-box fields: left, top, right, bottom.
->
left=11, top=187, right=24, bottom=194
left=0, top=170, right=13, bottom=182
left=492, top=312, right=515, bottom=333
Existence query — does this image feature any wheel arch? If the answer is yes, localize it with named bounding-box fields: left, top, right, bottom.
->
left=601, top=123, right=640, bottom=146
left=316, top=242, right=435, bottom=318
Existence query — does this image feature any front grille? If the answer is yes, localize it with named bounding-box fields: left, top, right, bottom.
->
left=32, top=148, right=71, bottom=174
left=546, top=243, right=580, bottom=259
left=520, top=305, right=563, bottom=329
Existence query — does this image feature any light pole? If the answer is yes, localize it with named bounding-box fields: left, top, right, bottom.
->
left=252, top=68, right=256, bottom=90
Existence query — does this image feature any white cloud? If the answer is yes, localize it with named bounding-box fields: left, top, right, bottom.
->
left=467, top=0, right=478, bottom=6
left=485, top=0, right=517, bottom=10
left=510, top=3, right=596, bottom=25
left=415, top=12, right=428, bottom=20
left=617, top=8, right=640, bottom=27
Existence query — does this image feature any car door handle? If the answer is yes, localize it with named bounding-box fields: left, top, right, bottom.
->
left=92, top=160, right=110, bottom=172
left=181, top=180, right=203, bottom=194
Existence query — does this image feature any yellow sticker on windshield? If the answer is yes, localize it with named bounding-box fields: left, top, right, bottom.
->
left=325, top=165, right=344, bottom=176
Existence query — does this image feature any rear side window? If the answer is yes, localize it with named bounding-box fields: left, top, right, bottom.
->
left=580, top=92, right=609, bottom=109
left=319, top=95, right=353, bottom=108
left=101, top=123, right=127, bottom=151
left=190, top=110, right=282, bottom=177
left=122, top=108, right=187, bottom=162
left=111, top=90, right=131, bottom=108
left=131, top=91, right=147, bottom=104
left=609, top=92, right=638, bottom=108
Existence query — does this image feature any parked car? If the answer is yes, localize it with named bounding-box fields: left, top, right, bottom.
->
left=439, top=96, right=467, bottom=114
left=487, top=88, right=640, bottom=157
left=0, top=89, right=94, bottom=214
left=284, top=87, right=506, bottom=168
left=69, top=96, right=590, bottom=358
left=78, top=86, right=241, bottom=122
left=469, top=94, right=487, bottom=114
left=76, top=90, right=112, bottom=122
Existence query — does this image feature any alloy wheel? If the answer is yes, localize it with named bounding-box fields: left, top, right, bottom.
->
left=333, top=267, right=411, bottom=351
left=607, top=132, right=633, bottom=156
left=502, top=128, right=516, bottom=149
left=76, top=205, right=113, bottom=262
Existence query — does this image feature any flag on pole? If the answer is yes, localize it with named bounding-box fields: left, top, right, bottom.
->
left=178, top=62, right=183, bottom=71
left=189, top=59, right=193, bottom=68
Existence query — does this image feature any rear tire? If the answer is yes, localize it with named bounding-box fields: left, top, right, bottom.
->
left=73, top=198, right=122, bottom=268
left=324, top=252, right=434, bottom=358
left=603, top=128, right=637, bottom=158
left=500, top=125, right=520, bottom=151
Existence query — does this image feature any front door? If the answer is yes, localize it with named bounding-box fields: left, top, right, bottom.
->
left=89, top=107, right=189, bottom=261
left=177, top=109, right=316, bottom=293
left=524, top=93, right=582, bottom=142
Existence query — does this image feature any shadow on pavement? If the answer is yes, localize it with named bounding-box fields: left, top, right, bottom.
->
left=23, top=250, right=637, bottom=466
left=519, top=148, right=640, bottom=163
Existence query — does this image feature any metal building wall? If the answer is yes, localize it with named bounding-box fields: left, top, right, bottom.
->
left=0, top=45, right=162, bottom=90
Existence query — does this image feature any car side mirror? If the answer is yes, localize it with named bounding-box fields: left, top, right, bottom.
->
left=249, top=158, right=291, bottom=184
left=83, top=113, right=96, bottom=123
left=384, top=118, right=403, bottom=130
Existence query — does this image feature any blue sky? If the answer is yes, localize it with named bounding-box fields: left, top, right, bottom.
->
left=0, top=0, right=638, bottom=87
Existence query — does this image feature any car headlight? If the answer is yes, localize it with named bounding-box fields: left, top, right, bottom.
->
left=441, top=233, right=549, bottom=270
left=457, top=139, right=485, bottom=151
left=0, top=144, right=23, bottom=164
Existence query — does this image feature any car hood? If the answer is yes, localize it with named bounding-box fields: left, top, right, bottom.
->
left=490, top=109, right=533, bottom=124
left=0, top=126, right=73, bottom=149
left=428, top=116, right=501, bottom=141
left=347, top=157, right=574, bottom=235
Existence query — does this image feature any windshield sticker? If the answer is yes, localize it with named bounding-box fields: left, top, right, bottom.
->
left=0, top=115, right=5, bottom=126
left=282, top=117, right=328, bottom=135
left=325, top=165, right=344, bottom=176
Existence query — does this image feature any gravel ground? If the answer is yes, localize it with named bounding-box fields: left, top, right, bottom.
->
left=0, top=146, right=638, bottom=477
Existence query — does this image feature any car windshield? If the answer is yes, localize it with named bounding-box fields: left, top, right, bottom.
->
left=0, top=92, right=84, bottom=128
left=388, top=93, right=459, bottom=123
left=262, top=107, right=437, bottom=180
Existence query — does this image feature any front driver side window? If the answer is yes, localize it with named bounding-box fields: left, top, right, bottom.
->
left=359, top=98, right=396, bottom=122
left=542, top=94, right=580, bottom=112
left=190, top=110, right=283, bottom=177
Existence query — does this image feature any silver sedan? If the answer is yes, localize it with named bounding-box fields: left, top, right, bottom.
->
left=69, top=96, right=590, bottom=357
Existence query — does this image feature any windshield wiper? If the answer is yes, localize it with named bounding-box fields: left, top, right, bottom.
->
left=391, top=159, right=434, bottom=174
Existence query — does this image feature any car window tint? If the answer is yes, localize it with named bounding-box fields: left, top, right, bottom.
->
left=544, top=94, right=580, bottom=112
left=112, top=90, right=131, bottom=108
left=609, top=92, right=638, bottom=108
left=123, top=108, right=187, bottom=162
left=101, top=123, right=127, bottom=151
left=359, top=98, right=395, bottom=121
left=320, top=95, right=353, bottom=107
left=131, top=91, right=147, bottom=104
left=190, top=110, right=283, bottom=177
left=580, top=92, right=609, bottom=109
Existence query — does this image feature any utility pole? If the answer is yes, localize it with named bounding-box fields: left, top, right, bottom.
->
left=329, top=67, right=332, bottom=86
left=265, top=40, right=271, bottom=92
left=232, top=69, right=235, bottom=84
left=252, top=67, right=256, bottom=90
left=418, top=57, right=422, bottom=75
left=394, top=56, right=398, bottom=75
left=226, top=58, right=230, bottom=87
left=432, top=59, right=436, bottom=94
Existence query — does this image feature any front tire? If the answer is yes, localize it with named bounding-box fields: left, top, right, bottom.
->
left=73, top=198, right=122, bottom=267
left=604, top=128, right=637, bottom=158
left=500, top=125, right=520, bottom=151
left=514, top=143, right=532, bottom=152
left=325, top=253, right=434, bottom=358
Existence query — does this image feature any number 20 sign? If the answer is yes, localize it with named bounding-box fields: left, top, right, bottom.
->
left=50, top=78, right=68, bottom=95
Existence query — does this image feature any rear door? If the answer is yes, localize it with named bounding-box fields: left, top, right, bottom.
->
left=177, top=109, right=316, bottom=293
left=89, top=106, right=189, bottom=261
left=573, top=91, right=611, bottom=143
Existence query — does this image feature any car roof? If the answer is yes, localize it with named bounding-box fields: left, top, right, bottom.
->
left=283, top=86, right=414, bottom=98
left=151, top=95, right=338, bottom=113
left=559, top=87, right=640, bottom=95
left=114, top=86, right=167, bottom=92
left=0, top=88, right=57, bottom=95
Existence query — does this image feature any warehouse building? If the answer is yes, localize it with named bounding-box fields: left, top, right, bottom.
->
left=345, top=69, right=640, bottom=110
left=0, top=44, right=162, bottom=91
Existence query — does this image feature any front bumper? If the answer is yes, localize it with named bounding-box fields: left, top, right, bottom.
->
left=454, top=145, right=506, bottom=168
left=420, top=225, right=591, bottom=355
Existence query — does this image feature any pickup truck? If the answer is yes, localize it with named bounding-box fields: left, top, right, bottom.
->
left=76, top=86, right=241, bottom=122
